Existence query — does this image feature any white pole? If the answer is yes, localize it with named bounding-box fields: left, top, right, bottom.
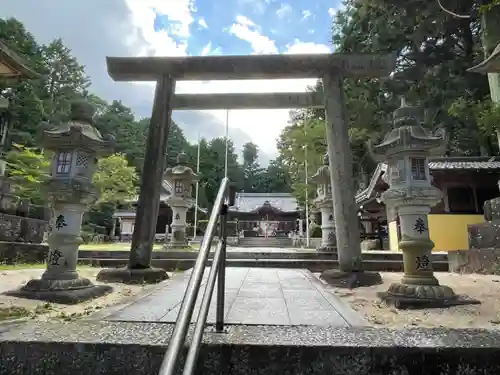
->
left=304, top=119, right=309, bottom=247
left=304, top=139, right=310, bottom=248
left=193, top=133, right=201, bottom=240
left=224, top=109, right=229, bottom=179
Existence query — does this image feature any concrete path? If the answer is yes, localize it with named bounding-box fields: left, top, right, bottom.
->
left=97, top=267, right=366, bottom=327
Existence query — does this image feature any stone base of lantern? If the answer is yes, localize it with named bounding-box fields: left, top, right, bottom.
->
left=96, top=266, right=168, bottom=285
left=320, top=269, right=382, bottom=289
left=317, top=245, right=336, bottom=253
left=378, top=282, right=481, bottom=309
left=6, top=277, right=112, bottom=305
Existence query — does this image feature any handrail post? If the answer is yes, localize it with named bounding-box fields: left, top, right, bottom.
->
left=216, top=202, right=228, bottom=333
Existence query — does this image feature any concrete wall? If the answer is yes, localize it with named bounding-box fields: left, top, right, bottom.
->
left=429, top=214, right=484, bottom=251
left=0, top=242, right=48, bottom=264
left=388, top=214, right=484, bottom=251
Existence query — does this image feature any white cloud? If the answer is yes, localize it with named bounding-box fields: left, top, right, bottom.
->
left=198, top=17, right=208, bottom=28
left=276, top=3, right=293, bottom=19
left=301, top=10, right=313, bottom=20
left=235, top=15, right=256, bottom=28
left=228, top=15, right=278, bottom=54
left=126, top=0, right=195, bottom=38
left=328, top=7, right=339, bottom=18
left=285, top=39, right=331, bottom=54
left=125, top=0, right=193, bottom=56
left=199, top=41, right=222, bottom=56
left=200, top=42, right=212, bottom=56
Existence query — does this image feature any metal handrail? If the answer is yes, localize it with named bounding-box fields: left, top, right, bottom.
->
left=158, top=177, right=229, bottom=375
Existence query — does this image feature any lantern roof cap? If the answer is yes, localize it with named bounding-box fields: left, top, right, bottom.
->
left=369, top=98, right=446, bottom=159
left=37, top=99, right=114, bottom=155
left=164, top=152, right=199, bottom=182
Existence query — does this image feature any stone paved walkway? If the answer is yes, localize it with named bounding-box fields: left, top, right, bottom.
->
left=97, top=268, right=366, bottom=327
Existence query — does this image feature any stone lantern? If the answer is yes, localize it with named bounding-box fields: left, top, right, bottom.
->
left=164, top=152, right=199, bottom=249
left=371, top=98, right=478, bottom=308
left=311, top=153, right=336, bottom=252
left=8, top=100, right=115, bottom=304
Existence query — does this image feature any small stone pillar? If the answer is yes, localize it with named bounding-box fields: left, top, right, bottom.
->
left=7, top=100, right=114, bottom=304
left=372, top=98, right=479, bottom=308
left=164, top=152, right=199, bottom=250
left=311, top=153, right=336, bottom=252
left=0, top=96, right=10, bottom=178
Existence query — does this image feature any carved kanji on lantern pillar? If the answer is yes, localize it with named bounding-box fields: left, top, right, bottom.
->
left=6, top=100, right=115, bottom=304
left=311, top=153, right=336, bottom=252
left=371, top=98, right=479, bottom=309
left=164, top=152, right=199, bottom=250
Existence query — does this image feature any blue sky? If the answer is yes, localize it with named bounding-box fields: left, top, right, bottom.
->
left=153, top=0, right=337, bottom=56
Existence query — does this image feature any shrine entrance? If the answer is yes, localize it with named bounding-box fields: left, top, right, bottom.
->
left=234, top=201, right=299, bottom=237
left=105, top=52, right=396, bottom=272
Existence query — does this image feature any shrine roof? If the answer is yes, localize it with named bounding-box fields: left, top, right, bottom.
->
left=428, top=157, right=500, bottom=170
left=0, top=40, right=38, bottom=79
left=356, top=156, right=500, bottom=204
left=229, top=192, right=299, bottom=213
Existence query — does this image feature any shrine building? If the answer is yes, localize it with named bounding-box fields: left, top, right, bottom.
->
left=228, top=192, right=300, bottom=236
left=356, top=156, right=500, bottom=251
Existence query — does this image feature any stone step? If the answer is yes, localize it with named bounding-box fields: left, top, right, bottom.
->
left=237, top=237, right=293, bottom=248
left=78, top=249, right=449, bottom=262
left=1, top=321, right=498, bottom=375
left=78, top=257, right=449, bottom=272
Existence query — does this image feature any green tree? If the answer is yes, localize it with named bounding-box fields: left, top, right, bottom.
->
left=277, top=119, right=326, bottom=204
left=92, top=153, right=138, bottom=205
left=85, top=153, right=138, bottom=235
left=333, top=0, right=491, bottom=155
left=257, top=158, right=293, bottom=193
left=186, top=137, right=243, bottom=208
left=5, top=143, right=50, bottom=204
left=242, top=141, right=264, bottom=192
left=0, top=18, right=45, bottom=147
left=39, top=38, right=90, bottom=124
left=94, top=101, right=148, bottom=169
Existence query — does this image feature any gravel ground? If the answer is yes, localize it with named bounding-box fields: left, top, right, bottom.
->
left=0, top=267, right=164, bottom=322
left=323, top=272, right=500, bottom=329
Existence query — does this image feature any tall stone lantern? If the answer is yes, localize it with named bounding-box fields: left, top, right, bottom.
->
left=164, top=152, right=199, bottom=249
left=311, top=153, right=336, bottom=252
left=371, top=98, right=478, bottom=308
left=8, top=100, right=115, bottom=304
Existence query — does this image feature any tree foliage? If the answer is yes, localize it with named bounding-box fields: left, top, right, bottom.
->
left=5, top=143, right=50, bottom=204
left=93, top=153, right=138, bottom=205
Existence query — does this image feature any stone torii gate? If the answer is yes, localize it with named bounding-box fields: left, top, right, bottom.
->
left=97, top=53, right=396, bottom=287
